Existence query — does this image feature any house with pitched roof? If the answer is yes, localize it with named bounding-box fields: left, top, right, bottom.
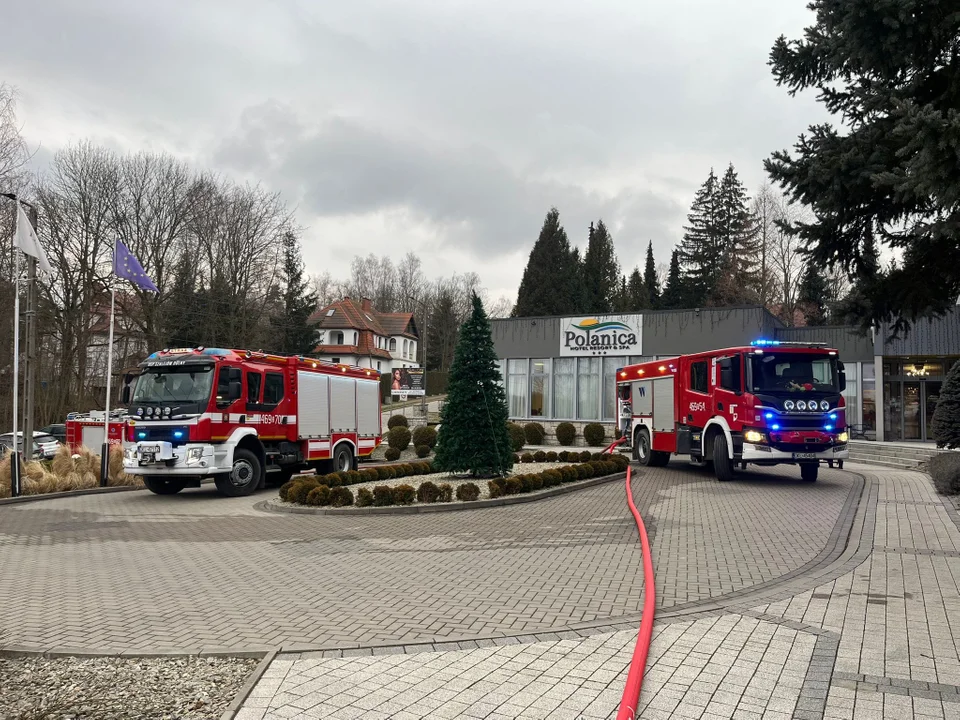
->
left=309, top=297, right=421, bottom=373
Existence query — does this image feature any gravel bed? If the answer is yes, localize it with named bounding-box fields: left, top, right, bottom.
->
left=289, top=462, right=575, bottom=503
left=0, top=655, right=258, bottom=720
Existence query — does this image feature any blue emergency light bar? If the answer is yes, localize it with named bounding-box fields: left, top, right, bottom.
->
left=750, top=339, right=781, bottom=347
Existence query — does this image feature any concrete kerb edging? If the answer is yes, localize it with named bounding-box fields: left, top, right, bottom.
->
left=219, top=648, right=279, bottom=720
left=0, top=484, right=143, bottom=506
left=254, top=471, right=629, bottom=516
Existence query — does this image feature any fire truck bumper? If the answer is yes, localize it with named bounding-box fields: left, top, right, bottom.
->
left=122, top=442, right=233, bottom=476
left=742, top=444, right=849, bottom=463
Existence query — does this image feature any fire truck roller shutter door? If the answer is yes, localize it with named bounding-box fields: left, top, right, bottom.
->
left=357, top=380, right=380, bottom=437
left=652, top=377, right=674, bottom=433
left=330, top=375, right=358, bottom=433
left=632, top=381, right=653, bottom=416
left=297, top=371, right=330, bottom=438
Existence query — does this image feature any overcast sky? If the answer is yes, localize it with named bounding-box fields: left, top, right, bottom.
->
left=3, top=0, right=826, bottom=304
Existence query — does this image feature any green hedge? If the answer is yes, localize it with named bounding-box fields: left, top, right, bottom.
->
left=488, top=453, right=627, bottom=499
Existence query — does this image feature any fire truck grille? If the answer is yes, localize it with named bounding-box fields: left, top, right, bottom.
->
left=779, top=417, right=832, bottom=429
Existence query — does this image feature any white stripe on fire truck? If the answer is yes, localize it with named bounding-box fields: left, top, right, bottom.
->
left=308, top=440, right=331, bottom=451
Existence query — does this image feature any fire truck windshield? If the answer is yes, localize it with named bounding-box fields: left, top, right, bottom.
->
left=748, top=353, right=839, bottom=394
left=131, top=366, right=215, bottom=405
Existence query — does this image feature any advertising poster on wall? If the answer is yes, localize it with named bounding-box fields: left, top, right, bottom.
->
left=559, top=315, right=643, bottom=357
left=390, top=367, right=425, bottom=396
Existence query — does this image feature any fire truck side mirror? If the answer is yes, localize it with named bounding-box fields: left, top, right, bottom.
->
left=121, top=386, right=131, bottom=405
left=838, top=361, right=847, bottom=392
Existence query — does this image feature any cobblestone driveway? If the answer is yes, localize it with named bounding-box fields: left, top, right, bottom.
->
left=0, top=464, right=854, bottom=653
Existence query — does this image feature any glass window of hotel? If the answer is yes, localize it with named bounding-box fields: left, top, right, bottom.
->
left=861, top=363, right=876, bottom=432
left=578, top=357, right=601, bottom=420
left=553, top=358, right=575, bottom=419
left=841, top=363, right=859, bottom=426
left=602, top=357, right=620, bottom=420
left=508, top=359, right=528, bottom=418
left=529, top=359, right=551, bottom=417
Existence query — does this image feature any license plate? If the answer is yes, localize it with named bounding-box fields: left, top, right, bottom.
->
left=141, top=445, right=160, bottom=454
left=793, top=452, right=817, bottom=460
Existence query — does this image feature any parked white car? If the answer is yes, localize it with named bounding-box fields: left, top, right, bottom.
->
left=0, top=431, right=61, bottom=460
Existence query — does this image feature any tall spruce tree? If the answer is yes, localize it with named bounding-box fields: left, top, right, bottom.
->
left=582, top=220, right=621, bottom=314
left=660, top=249, right=687, bottom=309
left=766, top=0, right=960, bottom=334
left=627, top=267, right=649, bottom=311
left=711, top=164, right=761, bottom=305
left=678, top=169, right=723, bottom=305
left=434, top=293, right=513, bottom=477
left=643, top=241, right=660, bottom=308
left=270, top=231, right=319, bottom=355
left=931, top=360, right=960, bottom=450
left=515, top=208, right=581, bottom=316
left=798, top=259, right=830, bottom=325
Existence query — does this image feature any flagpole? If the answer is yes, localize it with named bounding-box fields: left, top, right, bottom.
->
left=100, top=242, right=117, bottom=487
left=10, top=199, right=22, bottom=497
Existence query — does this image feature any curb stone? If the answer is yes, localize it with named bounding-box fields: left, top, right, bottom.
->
left=220, top=648, right=278, bottom=720
left=254, top=471, right=629, bottom=516
left=0, top=485, right=143, bottom=506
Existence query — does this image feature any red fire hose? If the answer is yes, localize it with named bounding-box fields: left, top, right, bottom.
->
left=616, top=465, right=656, bottom=720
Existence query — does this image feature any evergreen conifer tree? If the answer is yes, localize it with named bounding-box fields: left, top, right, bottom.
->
left=798, top=259, right=830, bottom=325
left=582, top=220, right=621, bottom=313
left=627, top=268, right=648, bottom=311
left=270, top=231, right=319, bottom=355
left=434, top=294, right=513, bottom=477
left=931, top=360, right=960, bottom=450
left=678, top=169, right=722, bottom=305
left=711, top=164, right=762, bottom=304
left=515, top=208, right=581, bottom=316
left=660, top=249, right=687, bottom=309
left=643, top=241, right=660, bottom=308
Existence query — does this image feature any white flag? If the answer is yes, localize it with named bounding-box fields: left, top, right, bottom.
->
left=14, top=203, right=53, bottom=275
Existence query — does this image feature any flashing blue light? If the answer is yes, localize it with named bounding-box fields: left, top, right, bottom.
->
left=764, top=413, right=774, bottom=420
left=137, top=432, right=147, bottom=440
left=173, top=431, right=184, bottom=439
left=830, top=413, right=838, bottom=421
left=201, top=348, right=231, bottom=356
left=750, top=339, right=782, bottom=347
left=772, top=424, right=781, bottom=431
left=825, top=425, right=834, bottom=431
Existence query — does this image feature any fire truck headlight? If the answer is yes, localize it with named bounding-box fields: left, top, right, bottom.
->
left=744, top=430, right=765, bottom=444
left=186, top=447, right=204, bottom=464
left=136, top=407, right=144, bottom=417
left=838, top=431, right=849, bottom=443
left=784, top=400, right=795, bottom=411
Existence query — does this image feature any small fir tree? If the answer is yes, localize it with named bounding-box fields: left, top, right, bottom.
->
left=434, top=293, right=513, bottom=477
left=932, top=360, right=960, bottom=450
left=643, top=241, right=660, bottom=308
left=626, top=267, right=648, bottom=311
left=660, top=249, right=688, bottom=309
left=582, top=220, right=621, bottom=313
left=270, top=231, right=319, bottom=355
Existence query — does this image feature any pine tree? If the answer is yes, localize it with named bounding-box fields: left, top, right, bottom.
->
left=581, top=219, right=621, bottom=314
left=643, top=241, right=660, bottom=308
left=434, top=294, right=513, bottom=477
left=766, top=0, right=960, bottom=334
left=798, top=259, right=830, bottom=325
left=515, top=208, right=581, bottom=316
left=711, top=164, right=761, bottom=305
left=931, top=360, right=960, bottom=450
left=626, top=268, right=648, bottom=311
left=678, top=169, right=723, bottom=305
left=270, top=231, right=319, bottom=355
left=660, top=249, right=687, bottom=309
left=611, top=275, right=630, bottom=312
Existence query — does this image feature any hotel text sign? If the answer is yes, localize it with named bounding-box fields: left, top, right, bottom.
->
left=560, top=315, right=643, bottom=357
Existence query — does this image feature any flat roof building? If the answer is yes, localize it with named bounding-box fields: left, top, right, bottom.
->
left=490, top=306, right=960, bottom=444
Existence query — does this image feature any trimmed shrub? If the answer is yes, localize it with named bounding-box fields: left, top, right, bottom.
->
left=416, top=444, right=432, bottom=458
left=560, top=466, right=577, bottom=482
left=361, top=469, right=380, bottom=483
left=456, top=483, right=481, bottom=502
left=533, top=450, right=547, bottom=463
left=504, top=477, right=523, bottom=495
left=394, top=484, right=416, bottom=505
left=373, top=485, right=395, bottom=506
left=558, top=451, right=569, bottom=462
left=489, top=477, right=507, bottom=496
left=400, top=463, right=416, bottom=477
left=345, top=470, right=363, bottom=485
left=356, top=487, right=374, bottom=507
left=556, top=422, right=577, bottom=446
left=384, top=465, right=398, bottom=479
left=375, top=465, right=392, bottom=480
left=610, top=454, right=629, bottom=470
left=412, top=425, right=438, bottom=449
left=543, top=469, right=563, bottom=487
left=278, top=479, right=297, bottom=502
left=417, top=481, right=441, bottom=503
left=387, top=414, right=409, bottom=429
left=579, top=450, right=592, bottom=462
left=591, top=452, right=604, bottom=462
left=384, top=447, right=402, bottom=462
left=523, top=422, right=546, bottom=445
left=388, top=426, right=412, bottom=451
left=329, top=486, right=354, bottom=507
left=488, top=480, right=503, bottom=499
left=583, top=423, right=606, bottom=447
left=522, top=474, right=543, bottom=492
left=930, top=453, right=960, bottom=495
left=290, top=479, right=319, bottom=505
left=438, top=483, right=454, bottom=502
left=575, top=464, right=591, bottom=480
left=513, top=453, right=521, bottom=464
left=520, top=452, right=534, bottom=463
left=546, top=451, right=558, bottom=462
left=306, top=485, right=331, bottom=506
left=507, top=422, right=526, bottom=452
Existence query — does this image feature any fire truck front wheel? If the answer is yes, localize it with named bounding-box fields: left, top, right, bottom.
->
left=713, top=434, right=735, bottom=482
left=144, top=477, right=186, bottom=495
left=800, top=463, right=819, bottom=483
left=214, top=448, right=262, bottom=497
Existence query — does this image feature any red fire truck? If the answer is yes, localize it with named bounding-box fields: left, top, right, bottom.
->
left=616, top=340, right=849, bottom=483
left=121, top=348, right=382, bottom=496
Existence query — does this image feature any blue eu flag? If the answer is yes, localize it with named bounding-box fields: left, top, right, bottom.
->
left=114, top=239, right=159, bottom=293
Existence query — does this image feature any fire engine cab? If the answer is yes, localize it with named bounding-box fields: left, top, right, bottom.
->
left=121, top=348, right=382, bottom=497
left=616, top=340, right=849, bottom=483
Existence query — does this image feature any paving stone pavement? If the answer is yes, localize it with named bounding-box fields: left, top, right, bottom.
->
left=0, top=463, right=852, bottom=653
left=241, top=465, right=960, bottom=719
